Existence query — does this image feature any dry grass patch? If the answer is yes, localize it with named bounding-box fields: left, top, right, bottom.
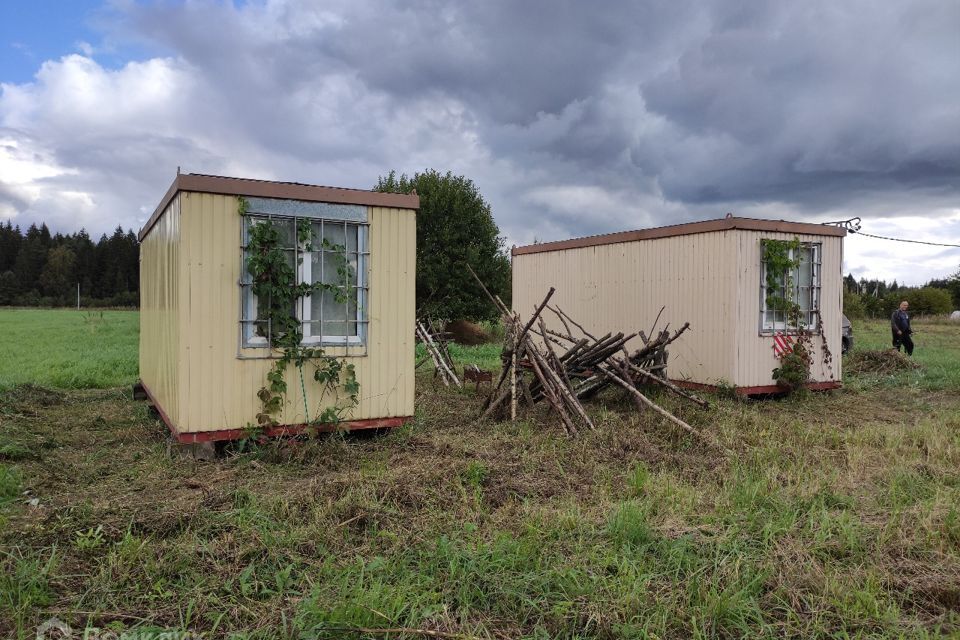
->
left=1, top=358, right=959, bottom=637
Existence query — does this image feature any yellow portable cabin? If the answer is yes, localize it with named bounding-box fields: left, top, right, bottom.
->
left=137, top=173, right=418, bottom=443
left=512, top=216, right=846, bottom=395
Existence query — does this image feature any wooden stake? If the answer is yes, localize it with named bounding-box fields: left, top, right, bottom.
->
left=619, top=358, right=709, bottom=408
left=527, top=345, right=578, bottom=436
left=538, top=315, right=594, bottom=430
left=510, top=349, right=517, bottom=421
left=548, top=304, right=596, bottom=340
left=417, top=321, right=461, bottom=387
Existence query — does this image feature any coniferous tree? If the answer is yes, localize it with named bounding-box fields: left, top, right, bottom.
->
left=0, top=222, right=141, bottom=306
left=0, top=222, right=21, bottom=272
left=14, top=225, right=47, bottom=296
left=40, top=246, right=77, bottom=298
left=0, top=271, right=17, bottom=304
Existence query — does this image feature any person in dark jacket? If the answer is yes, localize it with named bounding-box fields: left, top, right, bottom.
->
left=891, top=300, right=913, bottom=356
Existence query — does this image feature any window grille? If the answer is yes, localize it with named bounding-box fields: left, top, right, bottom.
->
left=759, top=241, right=821, bottom=334
left=240, top=214, right=369, bottom=348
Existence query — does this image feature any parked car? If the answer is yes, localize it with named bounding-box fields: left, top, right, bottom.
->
left=841, top=314, right=854, bottom=353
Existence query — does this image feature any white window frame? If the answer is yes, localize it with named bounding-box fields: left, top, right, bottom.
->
left=759, top=241, right=821, bottom=335
left=241, top=214, right=368, bottom=349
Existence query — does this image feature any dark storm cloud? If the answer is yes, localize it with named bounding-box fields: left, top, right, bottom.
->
left=2, top=0, right=957, bottom=281
left=313, top=1, right=698, bottom=124
left=102, top=0, right=958, bottom=224
left=635, top=1, right=960, bottom=208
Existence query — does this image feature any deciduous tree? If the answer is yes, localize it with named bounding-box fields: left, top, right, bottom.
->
left=374, top=169, right=511, bottom=321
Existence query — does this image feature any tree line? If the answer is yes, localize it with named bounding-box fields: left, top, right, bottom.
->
left=2, top=176, right=955, bottom=321
left=843, top=272, right=960, bottom=319
left=0, top=168, right=512, bottom=317
left=0, top=222, right=139, bottom=307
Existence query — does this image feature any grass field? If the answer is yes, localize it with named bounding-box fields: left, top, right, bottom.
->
left=1, top=311, right=958, bottom=638
left=0, top=310, right=139, bottom=391
left=845, top=317, right=960, bottom=391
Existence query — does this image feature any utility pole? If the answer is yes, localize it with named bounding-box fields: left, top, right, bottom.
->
left=77, top=282, right=80, bottom=310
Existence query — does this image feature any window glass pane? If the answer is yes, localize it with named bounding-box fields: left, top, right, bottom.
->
left=320, top=288, right=357, bottom=336
left=346, top=225, right=358, bottom=253
left=797, top=251, right=812, bottom=290
left=323, top=222, right=346, bottom=249
left=244, top=217, right=297, bottom=342
left=309, top=251, right=325, bottom=330
left=308, top=222, right=360, bottom=338
left=798, top=248, right=814, bottom=320
left=272, top=218, right=296, bottom=248
left=321, top=245, right=356, bottom=291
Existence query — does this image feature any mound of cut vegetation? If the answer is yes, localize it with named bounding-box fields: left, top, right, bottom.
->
left=446, top=319, right=492, bottom=345
left=845, top=349, right=921, bottom=375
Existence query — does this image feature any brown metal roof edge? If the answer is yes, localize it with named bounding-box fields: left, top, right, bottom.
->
left=511, top=216, right=846, bottom=256
left=138, top=173, right=420, bottom=241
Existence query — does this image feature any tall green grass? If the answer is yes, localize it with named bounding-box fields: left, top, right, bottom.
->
left=846, top=319, right=960, bottom=390
left=416, top=342, right=503, bottom=372
left=0, top=309, right=139, bottom=391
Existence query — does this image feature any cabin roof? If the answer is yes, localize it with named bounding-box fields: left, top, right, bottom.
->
left=139, top=173, right=419, bottom=241
left=512, top=216, right=846, bottom=256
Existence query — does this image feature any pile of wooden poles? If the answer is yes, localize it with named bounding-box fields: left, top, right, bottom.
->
left=467, top=267, right=725, bottom=452
left=415, top=319, right=461, bottom=387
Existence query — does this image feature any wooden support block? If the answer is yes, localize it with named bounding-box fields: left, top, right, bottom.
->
left=166, top=438, right=217, bottom=461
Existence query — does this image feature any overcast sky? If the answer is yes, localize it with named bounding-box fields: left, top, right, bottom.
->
left=1, top=0, right=958, bottom=284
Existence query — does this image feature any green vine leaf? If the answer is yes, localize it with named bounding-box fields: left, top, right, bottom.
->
left=240, top=198, right=361, bottom=432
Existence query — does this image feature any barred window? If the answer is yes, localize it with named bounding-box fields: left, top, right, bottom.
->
left=241, top=215, right=368, bottom=348
left=760, top=241, right=821, bottom=334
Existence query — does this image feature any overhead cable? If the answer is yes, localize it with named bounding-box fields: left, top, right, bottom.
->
left=822, top=217, right=960, bottom=248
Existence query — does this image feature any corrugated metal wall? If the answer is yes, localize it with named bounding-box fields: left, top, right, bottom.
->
left=733, top=231, right=843, bottom=387
left=146, top=192, right=415, bottom=434
left=139, top=194, right=181, bottom=424
left=512, top=231, right=739, bottom=385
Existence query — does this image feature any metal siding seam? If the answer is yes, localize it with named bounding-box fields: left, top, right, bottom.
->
left=406, top=209, right=416, bottom=416
left=367, top=207, right=378, bottom=418
left=383, top=208, right=395, bottom=415
left=388, top=208, right=400, bottom=415
left=198, top=194, right=207, bottom=430
left=229, top=196, right=241, bottom=428
left=395, top=208, right=406, bottom=415
left=219, top=195, right=234, bottom=430
left=171, top=196, right=181, bottom=425
left=372, top=207, right=384, bottom=416
left=193, top=193, right=206, bottom=430
left=178, top=193, right=192, bottom=432
left=375, top=207, right=386, bottom=417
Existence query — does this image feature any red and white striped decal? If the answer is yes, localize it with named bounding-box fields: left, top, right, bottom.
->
left=773, top=332, right=794, bottom=356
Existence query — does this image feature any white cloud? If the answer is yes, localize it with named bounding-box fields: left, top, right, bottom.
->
left=843, top=213, right=960, bottom=285
left=0, top=0, right=956, bottom=285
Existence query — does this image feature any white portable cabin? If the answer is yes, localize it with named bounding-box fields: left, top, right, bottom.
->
left=138, top=173, right=418, bottom=442
left=511, top=216, right=846, bottom=394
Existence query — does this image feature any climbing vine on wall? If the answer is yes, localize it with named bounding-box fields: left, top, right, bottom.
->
left=240, top=197, right=360, bottom=430
left=761, top=237, right=801, bottom=317
left=761, top=237, right=834, bottom=391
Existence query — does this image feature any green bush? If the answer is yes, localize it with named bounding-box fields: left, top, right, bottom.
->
left=879, top=287, right=953, bottom=317
left=843, top=293, right=866, bottom=319
left=772, top=345, right=811, bottom=392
